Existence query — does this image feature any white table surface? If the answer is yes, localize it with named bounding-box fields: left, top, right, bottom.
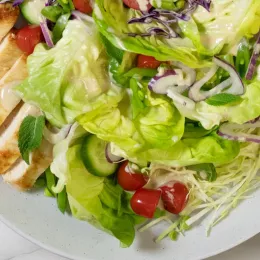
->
left=0, top=220, right=259, bottom=260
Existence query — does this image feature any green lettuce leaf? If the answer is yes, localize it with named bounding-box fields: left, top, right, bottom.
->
left=182, top=0, right=260, bottom=55
left=93, top=0, right=211, bottom=68
left=77, top=79, right=185, bottom=153
left=16, top=20, right=111, bottom=127
left=66, top=144, right=144, bottom=247
left=110, top=133, right=240, bottom=167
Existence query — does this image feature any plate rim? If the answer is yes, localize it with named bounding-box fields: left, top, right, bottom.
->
left=0, top=212, right=259, bottom=260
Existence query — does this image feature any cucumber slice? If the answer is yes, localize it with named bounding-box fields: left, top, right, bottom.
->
left=81, top=135, right=118, bottom=177
left=20, top=0, right=45, bottom=25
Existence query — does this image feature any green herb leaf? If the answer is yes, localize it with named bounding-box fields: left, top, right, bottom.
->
left=18, top=115, right=45, bottom=164
left=187, top=163, right=217, bottom=182
left=205, top=93, right=242, bottom=106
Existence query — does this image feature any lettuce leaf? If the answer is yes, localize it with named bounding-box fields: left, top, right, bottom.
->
left=16, top=20, right=111, bottom=127
left=66, top=144, right=144, bottom=247
left=94, top=0, right=260, bottom=65
left=93, top=0, right=211, bottom=68
left=77, top=79, right=185, bottom=153
left=110, top=133, right=240, bottom=167
left=182, top=0, right=260, bottom=55
left=50, top=123, right=87, bottom=193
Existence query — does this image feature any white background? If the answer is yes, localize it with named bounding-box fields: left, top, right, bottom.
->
left=0, top=220, right=259, bottom=260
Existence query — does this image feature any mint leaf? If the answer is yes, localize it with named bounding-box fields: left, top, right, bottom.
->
left=18, top=115, right=45, bottom=164
left=206, top=93, right=242, bottom=106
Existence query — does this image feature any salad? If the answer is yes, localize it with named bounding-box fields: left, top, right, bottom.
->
left=0, top=0, right=260, bottom=248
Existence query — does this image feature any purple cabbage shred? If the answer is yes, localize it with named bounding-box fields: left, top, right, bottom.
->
left=127, top=0, right=212, bottom=39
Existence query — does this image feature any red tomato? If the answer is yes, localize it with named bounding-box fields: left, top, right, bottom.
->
left=160, top=182, right=189, bottom=215
left=117, top=161, right=148, bottom=191
left=123, top=0, right=152, bottom=11
left=73, top=0, right=92, bottom=14
left=131, top=188, right=161, bottom=218
left=137, top=55, right=162, bottom=69
left=16, top=26, right=43, bottom=55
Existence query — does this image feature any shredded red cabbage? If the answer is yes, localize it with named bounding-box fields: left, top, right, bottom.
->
left=246, top=32, right=260, bottom=80
left=128, top=0, right=211, bottom=39
left=12, top=0, right=24, bottom=6
left=188, top=0, right=212, bottom=12
left=45, top=0, right=56, bottom=6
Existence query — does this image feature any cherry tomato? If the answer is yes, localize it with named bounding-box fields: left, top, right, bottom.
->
left=137, top=55, right=162, bottom=69
left=117, top=161, right=148, bottom=191
left=130, top=188, right=161, bottom=218
left=160, top=182, right=189, bottom=215
left=123, top=0, right=152, bottom=11
left=16, top=26, right=43, bottom=55
left=73, top=0, right=92, bottom=14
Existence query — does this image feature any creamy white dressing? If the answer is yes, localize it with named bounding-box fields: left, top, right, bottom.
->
left=167, top=89, right=222, bottom=130
left=94, top=5, right=103, bottom=20
left=136, top=0, right=149, bottom=11
left=0, top=82, right=21, bottom=111
left=114, top=37, right=126, bottom=50
left=255, top=44, right=260, bottom=55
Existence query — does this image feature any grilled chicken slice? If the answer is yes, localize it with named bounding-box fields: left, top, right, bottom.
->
left=0, top=54, right=27, bottom=86
left=0, top=3, right=19, bottom=42
left=0, top=30, right=23, bottom=78
left=0, top=55, right=28, bottom=125
left=3, top=139, right=53, bottom=191
left=0, top=103, right=41, bottom=175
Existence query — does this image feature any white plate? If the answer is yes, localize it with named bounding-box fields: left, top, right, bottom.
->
left=1, top=178, right=260, bottom=260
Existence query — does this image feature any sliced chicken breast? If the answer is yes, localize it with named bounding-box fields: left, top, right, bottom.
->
left=0, top=30, right=23, bottom=78
left=0, top=54, right=27, bottom=86
left=0, top=55, right=28, bottom=125
left=0, top=3, right=19, bottom=42
left=0, top=103, right=41, bottom=174
left=3, top=139, right=53, bottom=191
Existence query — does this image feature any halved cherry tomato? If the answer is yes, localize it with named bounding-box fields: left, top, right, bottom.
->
left=130, top=188, right=161, bottom=218
left=123, top=0, right=152, bottom=11
left=73, top=0, right=92, bottom=14
left=137, top=55, right=162, bottom=69
left=16, top=25, right=43, bottom=55
left=160, top=182, right=189, bottom=215
left=117, top=161, right=148, bottom=191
